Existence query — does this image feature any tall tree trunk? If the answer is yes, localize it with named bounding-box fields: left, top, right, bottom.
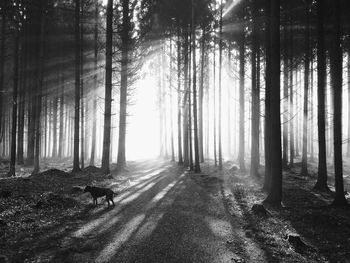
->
left=289, top=18, right=295, bottom=167
left=205, top=54, right=210, bottom=159
left=169, top=33, right=175, bottom=162
left=282, top=23, right=288, bottom=168
left=177, top=23, right=183, bottom=165
left=101, top=0, right=113, bottom=174
left=213, top=37, right=217, bottom=167
left=330, top=0, right=347, bottom=206
left=347, top=54, right=350, bottom=157
left=90, top=1, right=98, bottom=166
left=27, top=88, right=35, bottom=164
left=295, top=71, right=300, bottom=157
left=8, top=24, right=20, bottom=177
left=17, top=26, right=27, bottom=165
left=250, top=3, right=260, bottom=177
left=310, top=58, right=315, bottom=162
left=188, top=27, right=193, bottom=170
left=238, top=27, right=246, bottom=172
left=263, top=0, right=271, bottom=191
left=199, top=27, right=205, bottom=163
left=44, top=95, right=47, bottom=159
left=0, top=12, right=5, bottom=146
left=218, top=0, right=223, bottom=169
left=264, top=0, right=282, bottom=205
left=80, top=3, right=85, bottom=169
left=73, top=0, right=81, bottom=172
left=116, top=0, right=130, bottom=170
left=52, top=96, right=58, bottom=157
left=301, top=1, right=310, bottom=176
left=192, top=2, right=200, bottom=173
left=58, top=68, right=64, bottom=158
left=227, top=47, right=232, bottom=158
left=250, top=1, right=259, bottom=177
left=32, top=0, right=46, bottom=175
left=183, top=33, right=189, bottom=167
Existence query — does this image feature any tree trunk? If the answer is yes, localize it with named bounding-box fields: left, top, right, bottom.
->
left=188, top=27, right=193, bottom=170
left=310, top=58, right=315, bottom=162
left=27, top=93, right=35, bottom=164
left=80, top=3, right=85, bottom=169
left=17, top=26, right=27, bottom=165
left=347, top=53, right=350, bottom=157
left=263, top=0, right=271, bottom=191
left=8, top=24, right=20, bottom=177
left=73, top=0, right=81, bottom=172
left=213, top=36, right=217, bottom=167
left=0, top=12, right=5, bottom=147
left=282, top=22, right=288, bottom=168
left=90, top=1, right=99, bottom=166
left=101, top=0, right=113, bottom=174
left=58, top=68, right=64, bottom=158
left=289, top=18, right=295, bottom=167
left=183, top=27, right=190, bottom=168
left=264, top=0, right=282, bottom=205
left=116, top=0, right=130, bottom=170
left=169, top=33, right=175, bottom=162
left=32, top=0, right=46, bottom=175
left=218, top=0, right=223, bottom=169
left=199, top=27, right=205, bottom=163
left=301, top=1, right=310, bottom=176
left=192, top=1, right=200, bottom=173
left=330, top=0, right=347, bottom=206
left=177, top=23, right=183, bottom=165
left=52, top=96, right=58, bottom=158
left=250, top=1, right=259, bottom=177
left=238, top=27, right=246, bottom=172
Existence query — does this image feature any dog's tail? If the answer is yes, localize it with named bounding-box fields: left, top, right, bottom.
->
left=113, top=191, right=119, bottom=196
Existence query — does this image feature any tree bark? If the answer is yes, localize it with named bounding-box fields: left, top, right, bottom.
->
left=58, top=67, right=64, bottom=158
left=101, top=0, right=113, bottom=174
left=264, top=0, right=282, bottom=205
left=32, top=0, right=46, bottom=175
left=263, top=0, right=271, bottom=191
left=218, top=0, right=223, bottom=169
left=52, top=95, right=58, bottom=158
left=301, top=1, right=310, bottom=176
left=238, top=26, right=246, bottom=172
left=90, top=1, right=99, bottom=166
left=80, top=3, right=85, bottom=169
left=199, top=27, right=205, bottom=163
left=169, top=33, right=175, bottom=162
left=73, top=0, right=81, bottom=172
left=17, top=26, right=27, bottom=165
left=116, top=0, right=130, bottom=170
left=330, top=0, right=347, bottom=206
left=8, top=23, right=20, bottom=177
left=177, top=23, right=183, bottom=165
left=282, top=22, right=288, bottom=168
left=250, top=1, right=259, bottom=177
left=0, top=12, right=5, bottom=147
left=192, top=1, right=200, bottom=173
left=289, top=18, right=295, bottom=167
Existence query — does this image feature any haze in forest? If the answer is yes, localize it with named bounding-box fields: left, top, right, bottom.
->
left=1, top=0, right=350, bottom=261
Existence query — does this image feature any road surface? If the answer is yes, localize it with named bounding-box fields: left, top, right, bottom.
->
left=53, top=161, right=267, bottom=263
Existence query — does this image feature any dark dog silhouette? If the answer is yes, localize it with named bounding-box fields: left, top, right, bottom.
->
left=84, top=186, right=117, bottom=207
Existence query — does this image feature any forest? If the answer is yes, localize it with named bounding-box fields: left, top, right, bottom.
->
left=0, top=0, right=350, bottom=262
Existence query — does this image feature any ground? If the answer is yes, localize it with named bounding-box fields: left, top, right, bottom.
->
left=0, top=158, right=350, bottom=262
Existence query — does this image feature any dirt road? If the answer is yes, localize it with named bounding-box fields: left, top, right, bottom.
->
left=46, top=162, right=267, bottom=263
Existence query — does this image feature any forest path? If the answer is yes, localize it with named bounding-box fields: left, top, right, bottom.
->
left=51, top=161, right=268, bottom=263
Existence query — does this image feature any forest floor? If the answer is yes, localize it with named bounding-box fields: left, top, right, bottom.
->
left=0, top=158, right=349, bottom=262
